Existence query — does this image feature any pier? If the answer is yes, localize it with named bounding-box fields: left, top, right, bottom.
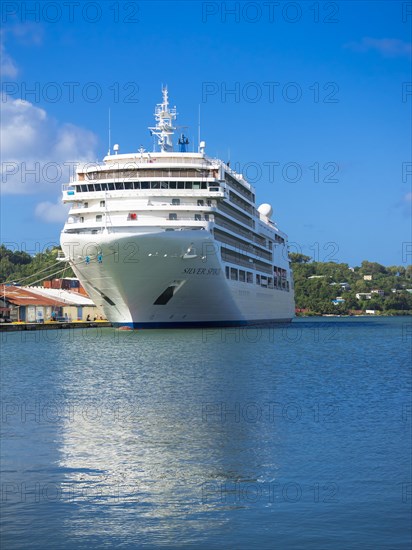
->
left=0, top=320, right=112, bottom=332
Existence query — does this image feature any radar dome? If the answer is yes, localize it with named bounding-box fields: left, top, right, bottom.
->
left=258, top=203, right=273, bottom=218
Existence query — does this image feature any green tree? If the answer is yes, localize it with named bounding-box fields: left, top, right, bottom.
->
left=289, top=253, right=311, bottom=264
left=359, top=260, right=387, bottom=275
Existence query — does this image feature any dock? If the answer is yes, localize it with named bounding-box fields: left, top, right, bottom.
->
left=0, top=321, right=112, bottom=332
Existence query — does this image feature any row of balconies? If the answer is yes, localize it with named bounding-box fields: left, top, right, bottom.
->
left=65, top=214, right=215, bottom=227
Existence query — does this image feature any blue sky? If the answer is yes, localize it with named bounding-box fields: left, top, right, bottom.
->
left=1, top=0, right=411, bottom=266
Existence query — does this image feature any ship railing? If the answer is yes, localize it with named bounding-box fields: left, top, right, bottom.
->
left=104, top=156, right=217, bottom=167
left=62, top=187, right=226, bottom=198
left=64, top=217, right=213, bottom=226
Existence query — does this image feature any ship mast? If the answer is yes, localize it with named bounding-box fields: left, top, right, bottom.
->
left=148, top=86, right=177, bottom=152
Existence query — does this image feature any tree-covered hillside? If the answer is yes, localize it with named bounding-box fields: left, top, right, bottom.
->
left=0, top=245, right=74, bottom=285
left=290, top=253, right=412, bottom=315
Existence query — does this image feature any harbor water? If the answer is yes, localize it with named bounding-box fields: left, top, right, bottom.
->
left=1, top=317, right=411, bottom=549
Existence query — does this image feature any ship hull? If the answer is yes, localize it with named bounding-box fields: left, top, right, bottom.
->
left=60, top=229, right=295, bottom=328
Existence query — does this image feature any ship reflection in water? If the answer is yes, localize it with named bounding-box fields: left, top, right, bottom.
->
left=56, top=330, right=282, bottom=546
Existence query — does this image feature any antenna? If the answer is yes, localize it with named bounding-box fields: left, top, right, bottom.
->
left=198, top=104, right=201, bottom=152
left=108, top=108, right=111, bottom=155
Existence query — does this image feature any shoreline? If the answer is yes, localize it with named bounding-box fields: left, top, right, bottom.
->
left=296, top=312, right=412, bottom=318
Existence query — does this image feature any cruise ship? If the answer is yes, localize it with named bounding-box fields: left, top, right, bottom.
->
left=60, top=88, right=295, bottom=327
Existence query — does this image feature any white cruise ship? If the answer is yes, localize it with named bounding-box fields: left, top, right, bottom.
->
left=60, top=88, right=295, bottom=328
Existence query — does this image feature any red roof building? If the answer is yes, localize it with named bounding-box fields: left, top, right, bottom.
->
left=0, top=285, right=67, bottom=322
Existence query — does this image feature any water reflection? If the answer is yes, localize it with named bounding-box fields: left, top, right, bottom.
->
left=52, top=329, right=282, bottom=545
left=2, top=319, right=410, bottom=549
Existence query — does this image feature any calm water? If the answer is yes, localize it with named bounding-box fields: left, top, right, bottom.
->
left=1, top=317, right=411, bottom=549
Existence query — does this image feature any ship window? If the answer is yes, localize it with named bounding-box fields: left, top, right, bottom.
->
left=101, top=183, right=108, bottom=191
left=80, top=185, right=87, bottom=192
left=80, top=217, right=84, bottom=223
left=86, top=185, right=93, bottom=192
left=107, top=182, right=114, bottom=190
left=177, top=182, right=185, bottom=189
left=247, top=272, right=253, bottom=283
left=193, top=182, right=200, bottom=189
left=225, top=266, right=230, bottom=279
left=83, top=202, right=88, bottom=208
left=239, top=270, right=245, bottom=282
left=141, top=182, right=150, bottom=189
left=201, top=182, right=207, bottom=189
left=194, top=214, right=201, bottom=221
left=100, top=200, right=105, bottom=207
left=169, top=213, right=177, bottom=220
left=94, top=184, right=102, bottom=191
left=207, top=199, right=212, bottom=206
left=133, top=182, right=140, bottom=189
left=197, top=200, right=204, bottom=206
left=230, top=268, right=238, bottom=281
left=185, top=182, right=193, bottom=189
left=204, top=214, right=209, bottom=221
left=151, top=182, right=160, bottom=189
left=124, top=182, right=133, bottom=190
left=268, top=277, right=273, bottom=288
left=114, top=182, right=123, bottom=190
left=169, top=181, right=177, bottom=189
left=96, top=215, right=102, bottom=222
left=172, top=198, right=180, bottom=205
left=256, top=274, right=260, bottom=285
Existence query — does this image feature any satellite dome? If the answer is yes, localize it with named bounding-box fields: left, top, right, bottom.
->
left=258, top=203, right=273, bottom=218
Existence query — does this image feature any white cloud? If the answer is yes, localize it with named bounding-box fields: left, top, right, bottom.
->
left=395, top=192, right=412, bottom=218
left=344, top=37, right=412, bottom=58
left=0, top=33, right=18, bottom=77
left=10, top=22, right=44, bottom=46
left=1, top=28, right=98, bottom=230
left=35, top=200, right=70, bottom=223
left=1, top=22, right=43, bottom=77
left=1, top=94, right=98, bottom=195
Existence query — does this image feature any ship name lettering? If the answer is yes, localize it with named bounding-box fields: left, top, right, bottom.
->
left=183, top=267, right=221, bottom=275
